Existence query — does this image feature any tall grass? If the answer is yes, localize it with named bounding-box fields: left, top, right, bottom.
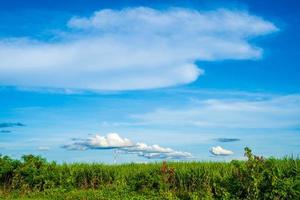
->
left=0, top=148, right=299, bottom=199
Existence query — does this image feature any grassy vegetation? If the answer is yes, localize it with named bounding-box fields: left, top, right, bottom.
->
left=0, top=148, right=299, bottom=199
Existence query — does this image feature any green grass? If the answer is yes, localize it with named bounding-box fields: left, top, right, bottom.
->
left=1, top=148, right=300, bottom=199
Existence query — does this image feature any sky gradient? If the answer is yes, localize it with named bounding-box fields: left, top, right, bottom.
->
left=0, top=0, right=299, bottom=163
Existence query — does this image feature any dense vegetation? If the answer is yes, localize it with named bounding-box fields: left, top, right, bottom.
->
left=0, top=148, right=299, bottom=199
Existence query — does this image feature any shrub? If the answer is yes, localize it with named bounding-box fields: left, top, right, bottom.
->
left=0, top=148, right=299, bottom=199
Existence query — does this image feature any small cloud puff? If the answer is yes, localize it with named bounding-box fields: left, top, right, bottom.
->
left=210, top=146, right=233, bottom=156
left=37, top=146, right=50, bottom=151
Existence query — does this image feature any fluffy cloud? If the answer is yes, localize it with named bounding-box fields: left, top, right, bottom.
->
left=131, top=94, right=300, bottom=129
left=210, top=146, right=233, bottom=156
left=123, top=142, right=192, bottom=159
left=63, top=133, right=134, bottom=150
left=63, top=133, right=192, bottom=159
left=125, top=142, right=173, bottom=153
left=0, top=7, right=277, bottom=91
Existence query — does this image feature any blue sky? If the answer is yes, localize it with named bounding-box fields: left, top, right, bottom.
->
left=0, top=0, right=299, bottom=163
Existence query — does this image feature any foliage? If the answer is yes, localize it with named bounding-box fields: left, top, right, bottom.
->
left=0, top=148, right=299, bottom=199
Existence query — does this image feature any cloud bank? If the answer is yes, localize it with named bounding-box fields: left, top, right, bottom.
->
left=210, top=146, right=233, bottom=156
left=63, top=133, right=192, bottom=159
left=0, top=7, right=277, bottom=91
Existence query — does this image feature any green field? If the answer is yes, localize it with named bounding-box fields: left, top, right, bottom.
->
left=0, top=148, right=299, bottom=199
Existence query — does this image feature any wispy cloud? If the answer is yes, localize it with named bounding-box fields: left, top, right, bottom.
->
left=0, top=7, right=277, bottom=91
left=214, top=138, right=240, bottom=142
left=130, top=94, right=300, bottom=129
left=0, top=122, right=25, bottom=128
left=210, top=146, right=233, bottom=156
left=63, top=133, right=192, bottom=159
left=37, top=146, right=50, bottom=151
left=0, top=130, right=11, bottom=133
left=142, top=151, right=193, bottom=159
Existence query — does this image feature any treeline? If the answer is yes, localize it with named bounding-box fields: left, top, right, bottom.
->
left=0, top=148, right=299, bottom=199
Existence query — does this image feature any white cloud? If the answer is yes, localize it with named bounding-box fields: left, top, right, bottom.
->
left=89, top=133, right=134, bottom=148
left=62, top=143, right=88, bottom=151
left=37, top=146, right=50, bottom=151
left=0, top=7, right=277, bottom=91
left=142, top=151, right=193, bottom=159
left=210, top=146, right=233, bottom=156
left=131, top=94, right=300, bottom=129
left=123, top=142, right=192, bottom=159
left=63, top=133, right=192, bottom=159
left=63, top=133, right=134, bottom=150
left=126, top=142, right=173, bottom=153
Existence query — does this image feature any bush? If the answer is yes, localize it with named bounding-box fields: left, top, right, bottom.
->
left=0, top=148, right=299, bottom=199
